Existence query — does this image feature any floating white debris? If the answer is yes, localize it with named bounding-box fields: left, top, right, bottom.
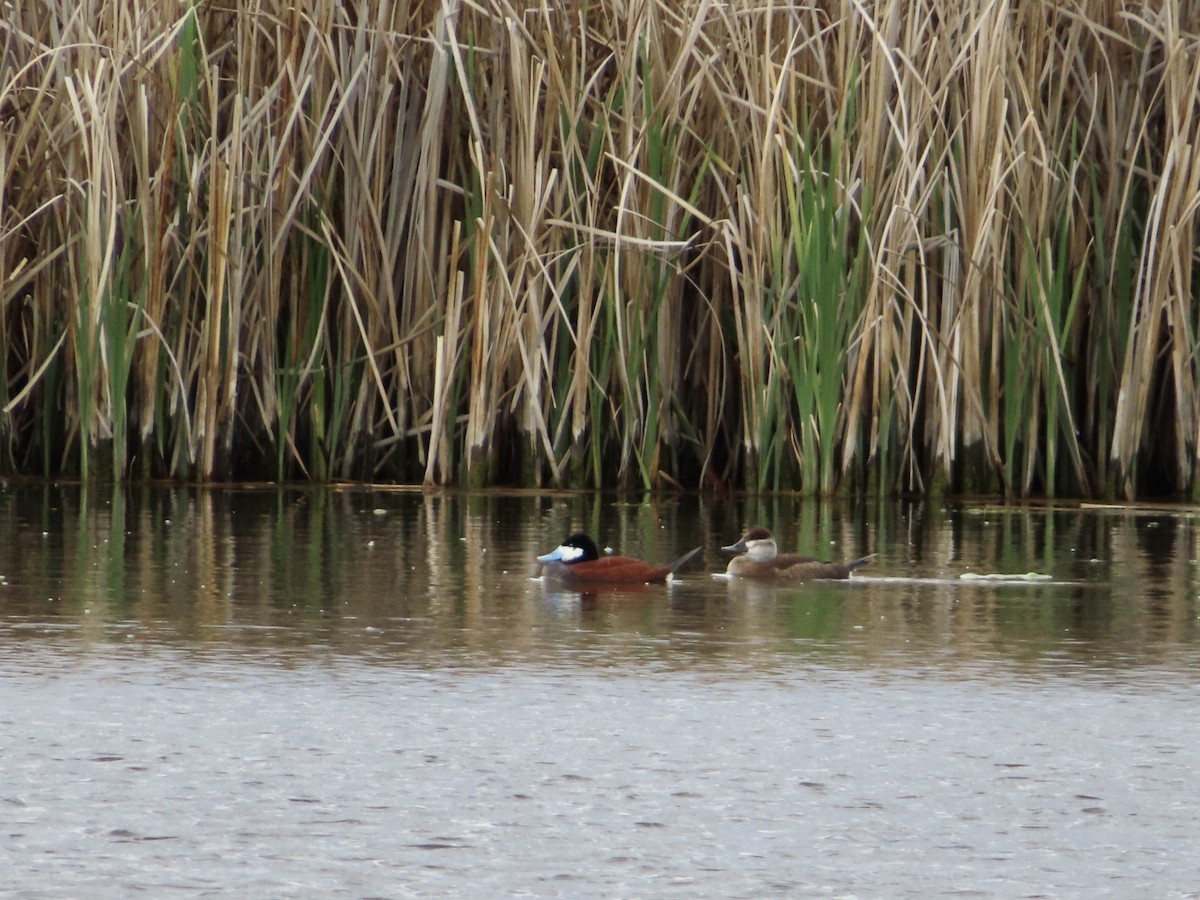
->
left=960, top=572, right=1053, bottom=582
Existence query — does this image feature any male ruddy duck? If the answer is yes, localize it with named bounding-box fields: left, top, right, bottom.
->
left=538, top=532, right=700, bottom=585
left=721, top=526, right=872, bottom=580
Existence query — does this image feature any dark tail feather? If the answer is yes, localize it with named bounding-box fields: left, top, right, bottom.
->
left=847, top=553, right=876, bottom=573
left=668, top=546, right=702, bottom=575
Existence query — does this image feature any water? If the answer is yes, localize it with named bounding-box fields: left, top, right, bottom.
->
left=1, top=485, right=1199, bottom=897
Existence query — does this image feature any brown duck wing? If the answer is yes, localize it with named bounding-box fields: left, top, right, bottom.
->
left=773, top=553, right=825, bottom=566
left=569, top=555, right=671, bottom=584
left=777, top=554, right=873, bottom=580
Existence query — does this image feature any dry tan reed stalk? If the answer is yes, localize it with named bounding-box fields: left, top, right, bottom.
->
left=1110, top=4, right=1200, bottom=497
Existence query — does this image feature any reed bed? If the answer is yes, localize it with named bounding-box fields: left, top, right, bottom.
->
left=1, top=0, right=1198, bottom=497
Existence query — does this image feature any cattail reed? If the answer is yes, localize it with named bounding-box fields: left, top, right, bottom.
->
left=0, top=1, right=1197, bottom=499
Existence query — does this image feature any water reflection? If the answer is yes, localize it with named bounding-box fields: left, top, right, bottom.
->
left=0, top=484, right=1196, bottom=674
left=4, top=486, right=1200, bottom=897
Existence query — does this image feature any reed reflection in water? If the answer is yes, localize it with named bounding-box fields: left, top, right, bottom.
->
left=0, top=484, right=1195, bottom=673
left=2, top=485, right=1200, bottom=897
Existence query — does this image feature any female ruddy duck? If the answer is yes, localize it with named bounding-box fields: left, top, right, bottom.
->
left=721, top=526, right=872, bottom=580
left=538, top=532, right=700, bottom=585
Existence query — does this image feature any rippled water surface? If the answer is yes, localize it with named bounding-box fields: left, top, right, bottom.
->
left=2, top=485, right=1198, bottom=897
